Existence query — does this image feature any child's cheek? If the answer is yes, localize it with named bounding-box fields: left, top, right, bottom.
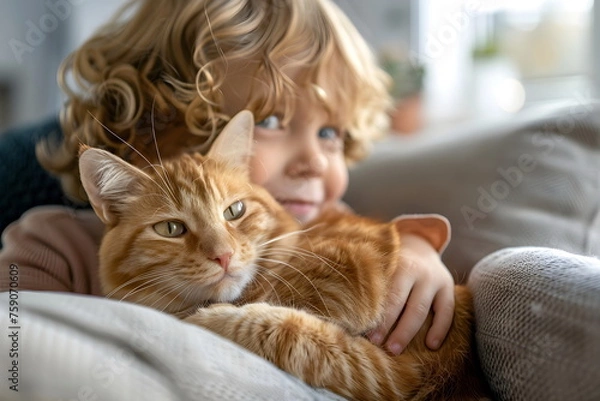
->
left=248, top=157, right=269, bottom=186
left=248, top=144, right=279, bottom=187
left=326, top=157, right=349, bottom=203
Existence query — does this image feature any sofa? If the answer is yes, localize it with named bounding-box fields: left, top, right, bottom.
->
left=1, top=101, right=600, bottom=400
left=344, top=100, right=600, bottom=400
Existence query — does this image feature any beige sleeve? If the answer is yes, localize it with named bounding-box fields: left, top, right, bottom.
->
left=0, top=206, right=104, bottom=296
left=392, top=214, right=451, bottom=254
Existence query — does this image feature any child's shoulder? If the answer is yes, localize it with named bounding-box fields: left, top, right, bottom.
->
left=0, top=206, right=104, bottom=295
left=2, top=205, right=103, bottom=252
left=17, top=205, right=100, bottom=231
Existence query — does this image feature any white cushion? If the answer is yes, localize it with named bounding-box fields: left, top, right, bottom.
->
left=0, top=291, right=344, bottom=401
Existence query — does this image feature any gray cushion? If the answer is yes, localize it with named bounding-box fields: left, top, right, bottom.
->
left=468, top=247, right=600, bottom=401
left=345, top=101, right=600, bottom=281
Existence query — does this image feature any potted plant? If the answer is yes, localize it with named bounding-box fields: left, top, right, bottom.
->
left=380, top=52, right=426, bottom=134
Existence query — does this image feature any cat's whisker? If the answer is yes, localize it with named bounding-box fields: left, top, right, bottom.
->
left=176, top=283, right=210, bottom=314
left=149, top=97, right=163, bottom=167
left=262, top=246, right=353, bottom=286
left=144, top=168, right=179, bottom=203
left=105, top=270, right=169, bottom=299
left=117, top=272, right=177, bottom=303
left=257, top=225, right=324, bottom=248
left=255, top=264, right=337, bottom=317
left=87, top=110, right=179, bottom=204
left=257, top=256, right=332, bottom=319
left=133, top=277, right=188, bottom=310
left=87, top=112, right=155, bottom=171
left=120, top=280, right=167, bottom=303
left=256, top=226, right=352, bottom=278
left=146, top=96, right=178, bottom=201
left=251, top=269, right=282, bottom=304
left=254, top=266, right=298, bottom=305
left=153, top=280, right=192, bottom=312
left=262, top=245, right=328, bottom=264
left=147, top=204, right=173, bottom=221
left=290, top=246, right=339, bottom=268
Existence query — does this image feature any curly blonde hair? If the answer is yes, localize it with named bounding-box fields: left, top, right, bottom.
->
left=38, top=0, right=392, bottom=202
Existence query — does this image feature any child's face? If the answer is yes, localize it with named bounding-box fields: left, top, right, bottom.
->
left=220, top=66, right=348, bottom=223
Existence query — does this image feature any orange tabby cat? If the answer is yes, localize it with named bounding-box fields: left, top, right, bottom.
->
left=79, top=111, right=491, bottom=401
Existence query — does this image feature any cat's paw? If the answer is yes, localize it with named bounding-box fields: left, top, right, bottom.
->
left=184, top=303, right=301, bottom=353
left=184, top=303, right=242, bottom=336
left=184, top=303, right=280, bottom=341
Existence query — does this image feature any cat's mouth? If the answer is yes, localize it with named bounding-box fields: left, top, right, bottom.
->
left=205, top=265, right=254, bottom=302
left=277, top=199, right=320, bottom=222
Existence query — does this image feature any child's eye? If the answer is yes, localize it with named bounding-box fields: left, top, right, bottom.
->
left=153, top=221, right=187, bottom=237
left=224, top=200, right=246, bottom=221
left=256, top=115, right=282, bottom=130
left=318, top=127, right=340, bottom=140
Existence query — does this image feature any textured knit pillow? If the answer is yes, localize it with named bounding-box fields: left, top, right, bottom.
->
left=468, top=247, right=600, bottom=401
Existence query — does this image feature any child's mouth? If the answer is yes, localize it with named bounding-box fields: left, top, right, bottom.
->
left=278, top=200, right=319, bottom=222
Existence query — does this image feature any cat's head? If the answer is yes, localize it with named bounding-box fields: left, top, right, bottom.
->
left=79, top=111, right=298, bottom=315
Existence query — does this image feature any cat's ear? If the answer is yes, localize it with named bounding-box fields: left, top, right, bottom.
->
left=78, top=145, right=150, bottom=225
left=207, top=110, right=254, bottom=169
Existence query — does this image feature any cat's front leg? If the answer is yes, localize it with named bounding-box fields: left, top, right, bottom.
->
left=184, top=303, right=418, bottom=401
left=184, top=303, right=262, bottom=345
left=184, top=302, right=326, bottom=363
left=185, top=303, right=351, bottom=384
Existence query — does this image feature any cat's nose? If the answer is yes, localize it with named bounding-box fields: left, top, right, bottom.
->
left=213, top=253, right=232, bottom=271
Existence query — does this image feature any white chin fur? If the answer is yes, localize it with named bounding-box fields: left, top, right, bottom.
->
left=211, top=270, right=254, bottom=302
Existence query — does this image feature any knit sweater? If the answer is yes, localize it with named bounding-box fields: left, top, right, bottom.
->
left=0, top=206, right=104, bottom=295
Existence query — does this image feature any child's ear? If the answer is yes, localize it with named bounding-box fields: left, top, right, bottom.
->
left=78, top=146, right=150, bottom=225
left=207, top=110, right=254, bottom=169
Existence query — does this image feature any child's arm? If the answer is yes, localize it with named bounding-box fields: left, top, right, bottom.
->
left=368, top=214, right=455, bottom=355
left=0, top=206, right=104, bottom=295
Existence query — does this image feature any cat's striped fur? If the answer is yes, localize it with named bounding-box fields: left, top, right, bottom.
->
left=79, top=111, right=491, bottom=400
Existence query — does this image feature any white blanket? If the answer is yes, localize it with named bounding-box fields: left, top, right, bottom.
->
left=0, top=291, right=345, bottom=401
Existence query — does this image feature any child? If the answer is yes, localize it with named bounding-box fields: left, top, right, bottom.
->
left=0, top=0, right=455, bottom=356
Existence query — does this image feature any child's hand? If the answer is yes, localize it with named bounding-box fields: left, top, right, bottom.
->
left=368, top=233, right=455, bottom=355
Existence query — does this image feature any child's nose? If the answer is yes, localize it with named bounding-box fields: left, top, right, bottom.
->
left=288, top=140, right=328, bottom=177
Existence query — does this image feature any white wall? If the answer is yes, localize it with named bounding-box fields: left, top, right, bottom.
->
left=0, top=0, right=126, bottom=131
left=1, top=0, right=596, bottom=133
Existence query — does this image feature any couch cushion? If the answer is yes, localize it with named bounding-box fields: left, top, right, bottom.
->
left=468, top=246, right=600, bottom=401
left=0, top=291, right=345, bottom=401
left=344, top=101, right=600, bottom=281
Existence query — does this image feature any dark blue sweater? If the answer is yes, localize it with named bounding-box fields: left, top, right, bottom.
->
left=0, top=117, right=84, bottom=239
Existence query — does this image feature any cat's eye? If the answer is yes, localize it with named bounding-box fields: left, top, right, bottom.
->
left=256, top=115, right=282, bottom=130
left=153, top=221, right=187, bottom=237
left=224, top=201, right=246, bottom=221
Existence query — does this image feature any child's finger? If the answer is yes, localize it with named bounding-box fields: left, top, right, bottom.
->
left=367, top=276, right=413, bottom=345
left=425, top=286, right=455, bottom=350
left=384, top=284, right=435, bottom=355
